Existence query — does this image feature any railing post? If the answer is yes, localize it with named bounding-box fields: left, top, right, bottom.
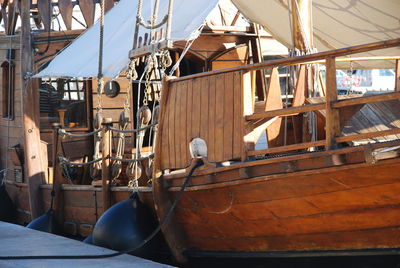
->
left=101, top=118, right=113, bottom=213
left=325, top=56, right=340, bottom=149
left=395, top=59, right=400, bottom=92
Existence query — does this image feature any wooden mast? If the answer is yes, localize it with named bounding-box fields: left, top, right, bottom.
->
left=21, top=0, right=45, bottom=219
left=291, top=0, right=313, bottom=51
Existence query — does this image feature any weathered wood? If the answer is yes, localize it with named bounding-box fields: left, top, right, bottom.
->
left=79, top=0, right=95, bottom=27
left=291, top=0, right=313, bottom=51
left=242, top=71, right=254, bottom=160
left=101, top=118, right=112, bottom=212
left=168, top=82, right=176, bottom=168
left=104, top=0, right=115, bottom=12
left=172, top=39, right=400, bottom=83
left=58, top=0, right=73, bottom=30
left=179, top=81, right=188, bottom=167
left=325, top=57, right=340, bottom=149
left=21, top=0, right=45, bottom=220
left=37, top=0, right=52, bottom=32
left=200, top=76, right=209, bottom=155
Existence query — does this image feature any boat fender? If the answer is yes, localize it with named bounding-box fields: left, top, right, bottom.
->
left=83, top=234, right=93, bottom=244
left=92, top=193, right=159, bottom=258
left=190, top=138, right=208, bottom=158
left=26, top=209, right=55, bottom=233
left=0, top=183, right=16, bottom=223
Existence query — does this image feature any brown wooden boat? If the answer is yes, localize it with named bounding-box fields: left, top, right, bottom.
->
left=1, top=0, right=400, bottom=264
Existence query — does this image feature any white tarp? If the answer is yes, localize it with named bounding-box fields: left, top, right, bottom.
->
left=232, top=0, right=400, bottom=69
left=35, top=0, right=219, bottom=78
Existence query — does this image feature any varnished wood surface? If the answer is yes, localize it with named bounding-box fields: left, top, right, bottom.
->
left=160, top=71, right=244, bottom=170
left=166, top=159, right=400, bottom=253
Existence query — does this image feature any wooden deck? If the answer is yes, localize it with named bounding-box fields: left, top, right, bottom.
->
left=0, top=221, right=170, bottom=268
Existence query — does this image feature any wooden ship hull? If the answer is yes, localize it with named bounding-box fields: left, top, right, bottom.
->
left=0, top=0, right=400, bottom=264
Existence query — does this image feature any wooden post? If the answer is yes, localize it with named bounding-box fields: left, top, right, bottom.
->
left=395, top=59, right=400, bottom=92
left=325, top=56, right=340, bottom=149
left=291, top=0, right=313, bottom=51
left=101, top=117, right=112, bottom=213
left=51, top=123, right=63, bottom=227
left=21, top=0, right=45, bottom=220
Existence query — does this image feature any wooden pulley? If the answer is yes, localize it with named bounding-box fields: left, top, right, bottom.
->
left=118, top=110, right=130, bottom=129
left=138, top=106, right=152, bottom=125
left=126, top=161, right=143, bottom=181
left=90, top=161, right=102, bottom=179
left=145, top=160, right=153, bottom=179
left=111, top=162, right=122, bottom=180
left=153, top=105, right=160, bottom=124
left=93, top=112, right=103, bottom=130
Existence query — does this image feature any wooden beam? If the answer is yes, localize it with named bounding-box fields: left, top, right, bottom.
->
left=336, top=128, right=400, bottom=143
left=37, top=0, right=52, bottom=32
left=21, top=0, right=45, bottom=220
left=248, top=140, right=325, bottom=156
left=396, top=59, right=400, bottom=92
left=171, top=39, right=400, bottom=83
left=291, top=0, right=313, bottom=51
left=246, top=102, right=325, bottom=120
left=333, top=91, right=400, bottom=108
left=101, top=118, right=112, bottom=213
left=325, top=57, right=340, bottom=149
left=79, top=0, right=95, bottom=28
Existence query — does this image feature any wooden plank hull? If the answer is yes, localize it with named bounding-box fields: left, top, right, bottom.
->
left=167, top=159, right=400, bottom=255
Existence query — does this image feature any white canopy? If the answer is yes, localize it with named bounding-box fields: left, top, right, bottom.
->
left=232, top=0, right=400, bottom=69
left=36, top=0, right=399, bottom=78
left=35, top=0, right=219, bottom=78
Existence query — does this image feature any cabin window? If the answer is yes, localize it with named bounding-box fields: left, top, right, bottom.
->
left=1, top=59, right=15, bottom=120
left=39, top=78, right=89, bottom=129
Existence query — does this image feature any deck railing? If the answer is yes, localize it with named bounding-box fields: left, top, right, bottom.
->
left=159, top=39, right=400, bottom=170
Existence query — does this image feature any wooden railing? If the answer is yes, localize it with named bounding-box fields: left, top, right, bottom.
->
left=159, top=39, right=400, bottom=170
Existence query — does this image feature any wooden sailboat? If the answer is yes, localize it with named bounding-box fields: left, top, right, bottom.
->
left=1, top=0, right=400, bottom=264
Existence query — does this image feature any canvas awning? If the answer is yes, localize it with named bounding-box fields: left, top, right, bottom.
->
left=36, top=0, right=399, bottom=78
left=232, top=0, right=400, bottom=69
left=35, top=0, right=219, bottom=78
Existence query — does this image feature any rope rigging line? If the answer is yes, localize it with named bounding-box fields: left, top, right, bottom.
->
left=58, top=128, right=103, bottom=138
left=0, top=159, right=204, bottom=260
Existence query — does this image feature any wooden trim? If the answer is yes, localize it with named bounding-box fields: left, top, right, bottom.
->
left=336, top=128, right=400, bottom=143
left=248, top=140, right=325, bottom=156
left=325, top=56, right=340, bottom=149
left=246, top=103, right=325, bottom=121
left=168, top=155, right=400, bottom=192
left=170, top=39, right=400, bottom=83
left=333, top=91, right=400, bottom=108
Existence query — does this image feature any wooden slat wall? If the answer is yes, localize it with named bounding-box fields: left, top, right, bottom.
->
left=160, top=71, right=245, bottom=170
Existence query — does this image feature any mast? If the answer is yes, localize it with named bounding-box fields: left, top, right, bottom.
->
left=291, top=0, right=313, bottom=52
left=21, top=1, right=45, bottom=219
